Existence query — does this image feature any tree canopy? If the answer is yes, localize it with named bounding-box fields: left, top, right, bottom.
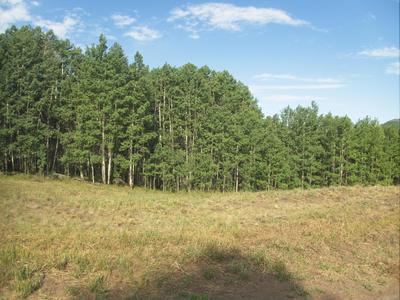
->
left=1, top=26, right=398, bottom=191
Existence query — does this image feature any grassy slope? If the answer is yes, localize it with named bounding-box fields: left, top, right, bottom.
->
left=0, top=175, right=399, bottom=300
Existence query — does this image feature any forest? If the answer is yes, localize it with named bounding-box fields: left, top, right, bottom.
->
left=0, top=26, right=399, bottom=192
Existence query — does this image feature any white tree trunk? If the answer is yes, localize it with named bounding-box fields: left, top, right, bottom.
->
left=235, top=165, right=239, bottom=193
left=107, top=147, right=112, bottom=185
left=101, top=118, right=106, bottom=184
left=91, top=163, right=95, bottom=183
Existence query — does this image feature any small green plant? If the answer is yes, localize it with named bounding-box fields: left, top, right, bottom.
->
left=14, top=265, right=44, bottom=298
left=55, top=254, right=69, bottom=270
left=65, top=285, right=81, bottom=297
left=202, top=266, right=217, bottom=280
left=0, top=246, right=17, bottom=282
left=179, top=292, right=209, bottom=300
left=73, top=256, right=91, bottom=278
left=228, top=260, right=250, bottom=280
left=89, top=275, right=107, bottom=298
left=0, top=246, right=17, bottom=266
left=270, top=261, right=293, bottom=282
left=178, top=274, right=195, bottom=289
left=362, top=282, right=373, bottom=291
left=249, top=250, right=268, bottom=269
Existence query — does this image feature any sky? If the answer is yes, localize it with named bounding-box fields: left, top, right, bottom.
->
left=1, top=0, right=399, bottom=123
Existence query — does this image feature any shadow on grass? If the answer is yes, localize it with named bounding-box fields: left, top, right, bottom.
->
left=65, top=242, right=339, bottom=300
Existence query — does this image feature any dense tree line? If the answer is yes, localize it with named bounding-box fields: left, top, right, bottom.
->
left=0, top=26, right=398, bottom=191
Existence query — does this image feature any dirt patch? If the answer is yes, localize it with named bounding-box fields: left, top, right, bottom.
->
left=364, top=280, right=400, bottom=300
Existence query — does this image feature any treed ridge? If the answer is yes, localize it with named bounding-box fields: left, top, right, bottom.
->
left=0, top=26, right=399, bottom=191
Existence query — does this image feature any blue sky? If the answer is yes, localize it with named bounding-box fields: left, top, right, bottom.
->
left=1, top=0, right=399, bottom=122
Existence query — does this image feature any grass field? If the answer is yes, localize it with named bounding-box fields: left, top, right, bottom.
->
left=0, top=175, right=399, bottom=299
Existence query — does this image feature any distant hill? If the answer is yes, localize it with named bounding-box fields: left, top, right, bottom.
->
left=382, top=119, right=400, bottom=130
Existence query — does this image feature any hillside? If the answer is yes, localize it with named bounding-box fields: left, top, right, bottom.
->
left=0, top=175, right=398, bottom=299
left=383, top=119, right=400, bottom=130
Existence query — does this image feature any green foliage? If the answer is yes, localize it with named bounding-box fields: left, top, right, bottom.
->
left=14, top=265, right=44, bottom=298
left=88, top=275, right=107, bottom=298
left=228, top=260, right=251, bottom=280
left=201, top=266, right=217, bottom=280
left=382, top=119, right=400, bottom=130
left=0, top=26, right=397, bottom=191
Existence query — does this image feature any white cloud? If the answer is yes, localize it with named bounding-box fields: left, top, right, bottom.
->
left=359, top=47, right=400, bottom=58
left=34, top=15, right=80, bottom=38
left=251, top=73, right=345, bottom=91
left=249, top=84, right=346, bottom=91
left=168, top=2, right=309, bottom=38
left=124, top=25, right=161, bottom=41
left=0, top=0, right=31, bottom=32
left=254, top=73, right=342, bottom=84
left=111, top=14, right=135, bottom=27
left=0, top=0, right=83, bottom=38
left=358, top=47, right=400, bottom=75
left=258, top=94, right=326, bottom=102
left=386, top=62, right=400, bottom=75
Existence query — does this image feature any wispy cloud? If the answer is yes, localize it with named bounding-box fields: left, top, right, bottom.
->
left=386, top=62, right=400, bottom=75
left=124, top=25, right=161, bottom=41
left=111, top=14, right=135, bottom=28
left=258, top=94, right=326, bottom=102
left=0, top=0, right=31, bottom=32
left=358, top=47, right=400, bottom=58
left=358, top=47, right=400, bottom=75
left=168, top=2, right=309, bottom=38
left=251, top=73, right=346, bottom=90
left=254, top=73, right=342, bottom=84
left=249, top=84, right=345, bottom=91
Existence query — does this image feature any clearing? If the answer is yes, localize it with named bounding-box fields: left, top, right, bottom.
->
left=0, top=175, right=399, bottom=299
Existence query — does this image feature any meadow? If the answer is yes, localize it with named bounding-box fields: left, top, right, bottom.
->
left=0, top=175, right=399, bottom=299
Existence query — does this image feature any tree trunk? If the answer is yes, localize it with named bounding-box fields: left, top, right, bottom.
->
left=46, top=136, right=49, bottom=174
left=107, top=147, right=112, bottom=185
left=129, top=142, right=133, bottom=188
left=185, top=128, right=189, bottom=189
left=52, top=136, right=59, bottom=172
left=162, top=87, right=166, bottom=139
left=339, top=147, right=344, bottom=186
left=101, top=118, right=106, bottom=184
left=3, top=153, right=7, bottom=172
left=11, top=152, right=14, bottom=172
left=235, top=144, right=239, bottom=192
left=143, top=157, right=147, bottom=188
left=129, top=163, right=135, bottom=189
left=235, top=165, right=239, bottom=192
left=158, top=101, right=162, bottom=143
left=129, top=166, right=133, bottom=189
left=91, top=162, right=95, bottom=183
left=162, top=171, right=165, bottom=192
left=79, top=165, right=84, bottom=179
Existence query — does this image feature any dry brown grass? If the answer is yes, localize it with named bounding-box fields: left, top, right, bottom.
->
left=0, top=174, right=399, bottom=299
